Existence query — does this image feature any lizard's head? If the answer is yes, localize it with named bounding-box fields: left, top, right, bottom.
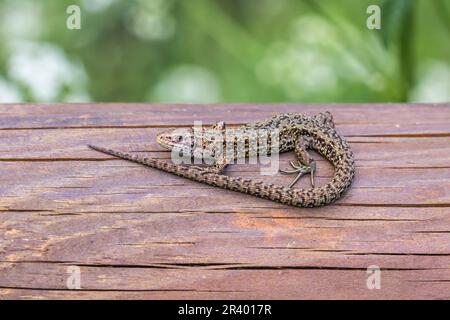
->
left=157, top=127, right=195, bottom=154
left=156, top=121, right=226, bottom=158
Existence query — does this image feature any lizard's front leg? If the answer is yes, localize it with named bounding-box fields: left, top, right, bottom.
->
left=191, top=120, right=229, bottom=174
left=280, top=135, right=316, bottom=188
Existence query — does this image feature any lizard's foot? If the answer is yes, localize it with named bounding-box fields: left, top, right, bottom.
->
left=280, top=160, right=316, bottom=188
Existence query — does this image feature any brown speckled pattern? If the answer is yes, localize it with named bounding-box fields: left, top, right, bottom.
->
left=89, top=112, right=355, bottom=207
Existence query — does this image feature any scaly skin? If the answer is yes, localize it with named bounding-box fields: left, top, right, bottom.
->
left=88, top=112, right=355, bottom=207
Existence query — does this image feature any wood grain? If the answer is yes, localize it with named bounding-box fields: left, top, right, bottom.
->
left=0, top=103, right=449, bottom=300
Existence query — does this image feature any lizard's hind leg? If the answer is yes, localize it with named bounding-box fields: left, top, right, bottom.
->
left=280, top=136, right=317, bottom=188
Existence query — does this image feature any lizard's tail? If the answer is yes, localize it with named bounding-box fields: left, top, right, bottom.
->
left=88, top=144, right=176, bottom=172
left=88, top=144, right=296, bottom=205
left=88, top=144, right=354, bottom=208
left=88, top=144, right=225, bottom=181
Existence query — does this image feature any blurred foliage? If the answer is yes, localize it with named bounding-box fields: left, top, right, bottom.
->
left=0, top=0, right=449, bottom=103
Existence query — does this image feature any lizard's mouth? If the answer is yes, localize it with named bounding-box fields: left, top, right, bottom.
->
left=156, top=133, right=172, bottom=150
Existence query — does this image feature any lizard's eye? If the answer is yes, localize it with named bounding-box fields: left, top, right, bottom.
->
left=172, top=135, right=183, bottom=142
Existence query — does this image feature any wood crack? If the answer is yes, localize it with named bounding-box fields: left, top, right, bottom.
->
left=0, top=286, right=234, bottom=293
left=0, top=260, right=439, bottom=271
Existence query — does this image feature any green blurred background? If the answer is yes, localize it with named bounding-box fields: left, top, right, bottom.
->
left=0, top=0, right=449, bottom=103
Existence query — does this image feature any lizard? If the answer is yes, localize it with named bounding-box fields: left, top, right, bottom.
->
left=88, top=112, right=355, bottom=207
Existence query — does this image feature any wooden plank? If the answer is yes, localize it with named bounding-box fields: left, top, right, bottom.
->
left=2, top=206, right=450, bottom=265
left=0, top=103, right=449, bottom=300
left=1, top=263, right=449, bottom=299
left=1, top=160, right=450, bottom=209
left=1, top=128, right=450, bottom=168
left=0, top=103, right=449, bottom=136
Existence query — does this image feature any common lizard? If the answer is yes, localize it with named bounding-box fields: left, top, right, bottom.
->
left=88, top=112, right=355, bottom=207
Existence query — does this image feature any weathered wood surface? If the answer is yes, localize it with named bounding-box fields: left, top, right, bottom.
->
left=0, top=103, right=449, bottom=300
